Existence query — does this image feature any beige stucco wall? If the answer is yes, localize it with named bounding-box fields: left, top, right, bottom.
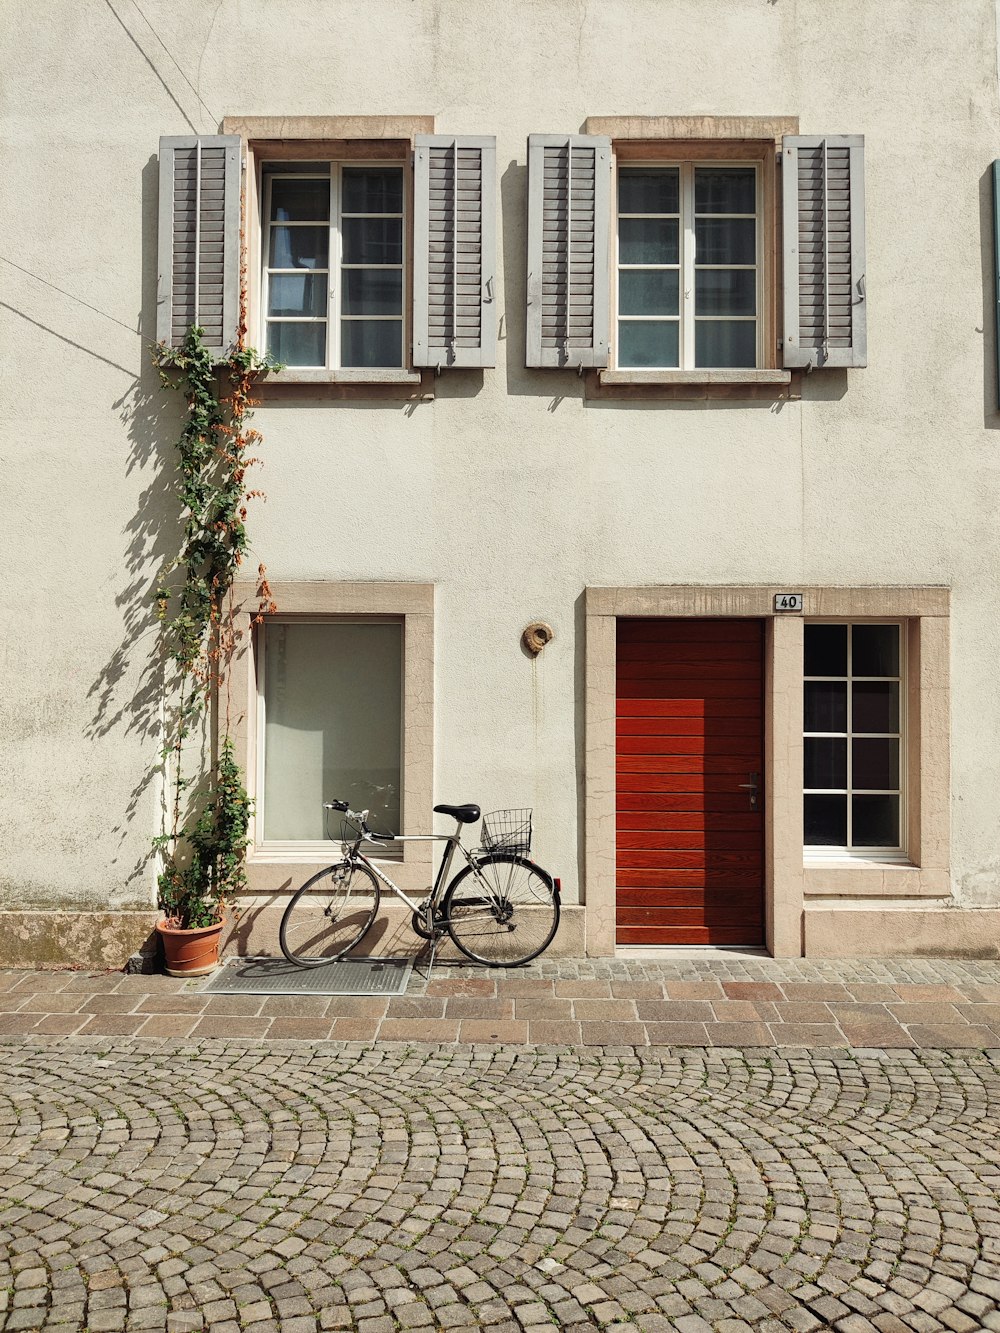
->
left=3, top=1, right=1000, bottom=955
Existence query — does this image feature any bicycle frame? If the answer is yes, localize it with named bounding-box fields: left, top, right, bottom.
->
left=339, top=817, right=479, bottom=919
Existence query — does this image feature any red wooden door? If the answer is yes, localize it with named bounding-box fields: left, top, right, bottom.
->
left=616, top=619, right=764, bottom=946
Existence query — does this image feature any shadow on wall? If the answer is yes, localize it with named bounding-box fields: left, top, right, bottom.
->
left=501, top=158, right=585, bottom=408
left=86, top=154, right=188, bottom=895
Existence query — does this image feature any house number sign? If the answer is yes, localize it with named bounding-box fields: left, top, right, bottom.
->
left=774, top=593, right=804, bottom=612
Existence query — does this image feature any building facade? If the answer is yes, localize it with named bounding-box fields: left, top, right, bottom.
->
left=4, top=0, right=1000, bottom=965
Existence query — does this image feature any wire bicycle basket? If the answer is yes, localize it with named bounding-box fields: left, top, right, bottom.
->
left=481, top=808, right=533, bottom=855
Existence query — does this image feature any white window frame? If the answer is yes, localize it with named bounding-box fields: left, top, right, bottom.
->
left=261, top=160, right=408, bottom=371
left=803, top=619, right=907, bottom=861
left=255, top=615, right=405, bottom=860
left=613, top=159, right=763, bottom=372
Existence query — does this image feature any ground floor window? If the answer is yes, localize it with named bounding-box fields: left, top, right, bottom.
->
left=803, top=621, right=904, bottom=855
left=259, top=619, right=402, bottom=842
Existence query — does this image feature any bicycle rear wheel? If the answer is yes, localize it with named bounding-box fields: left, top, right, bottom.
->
left=279, top=860, right=380, bottom=966
left=443, top=853, right=559, bottom=966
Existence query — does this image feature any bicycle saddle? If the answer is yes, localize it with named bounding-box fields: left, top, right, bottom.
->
left=434, top=803, right=481, bottom=824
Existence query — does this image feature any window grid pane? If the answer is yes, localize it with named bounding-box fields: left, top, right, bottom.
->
left=616, top=163, right=759, bottom=371
left=263, top=164, right=405, bottom=370
left=803, top=622, right=904, bottom=852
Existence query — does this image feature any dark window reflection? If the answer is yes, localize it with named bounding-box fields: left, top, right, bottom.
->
left=805, top=624, right=847, bottom=677
left=853, top=795, right=899, bottom=847
left=853, top=625, right=900, bottom=677
left=805, top=738, right=847, bottom=789
left=804, top=794, right=847, bottom=845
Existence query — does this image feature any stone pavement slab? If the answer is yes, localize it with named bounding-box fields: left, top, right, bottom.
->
left=2, top=955, right=1000, bottom=1050
left=1, top=1041, right=999, bottom=1331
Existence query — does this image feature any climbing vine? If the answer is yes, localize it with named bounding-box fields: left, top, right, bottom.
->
left=153, top=324, right=278, bottom=929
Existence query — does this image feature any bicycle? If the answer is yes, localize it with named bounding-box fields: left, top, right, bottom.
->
left=279, top=802, right=560, bottom=968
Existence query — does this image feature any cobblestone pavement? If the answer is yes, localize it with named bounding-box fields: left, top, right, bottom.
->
left=3, top=956, right=1000, bottom=1050
left=2, top=1040, right=1000, bottom=1332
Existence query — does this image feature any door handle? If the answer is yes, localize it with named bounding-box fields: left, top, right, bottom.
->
left=738, top=772, right=760, bottom=810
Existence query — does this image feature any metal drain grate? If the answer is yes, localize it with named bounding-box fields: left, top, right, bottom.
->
left=199, top=956, right=413, bottom=996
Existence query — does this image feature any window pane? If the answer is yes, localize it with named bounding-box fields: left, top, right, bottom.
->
left=619, top=218, right=679, bottom=265
left=270, top=178, right=330, bottom=222
left=853, top=795, right=900, bottom=848
left=695, top=321, right=756, bottom=368
left=695, top=217, right=756, bottom=264
left=342, top=217, right=402, bottom=265
left=619, top=270, right=679, bottom=316
left=342, top=269, right=403, bottom=316
left=342, top=167, right=403, bottom=214
left=695, top=167, right=756, bottom=215
left=853, top=625, right=900, bottom=677
left=263, top=622, right=402, bottom=841
left=853, top=681, right=900, bottom=734
left=852, top=738, right=899, bottom=790
left=341, top=319, right=403, bottom=368
left=805, top=624, right=848, bottom=677
left=695, top=270, right=756, bottom=316
left=804, top=681, right=847, bottom=733
left=266, top=321, right=326, bottom=367
left=804, top=794, right=847, bottom=846
left=804, top=738, right=847, bottom=789
left=269, top=225, right=329, bottom=270
left=617, top=320, right=679, bottom=368
left=268, top=272, right=327, bottom=318
left=618, top=167, right=679, bottom=215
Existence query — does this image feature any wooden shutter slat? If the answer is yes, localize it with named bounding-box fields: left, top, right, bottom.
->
left=782, top=133, right=867, bottom=369
left=526, top=134, right=610, bottom=368
left=412, top=135, right=496, bottom=369
left=157, top=135, right=241, bottom=359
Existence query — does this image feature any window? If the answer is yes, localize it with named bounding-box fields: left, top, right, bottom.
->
left=258, top=619, right=403, bottom=844
left=615, top=163, right=760, bottom=370
left=803, top=622, right=904, bottom=856
left=262, top=162, right=405, bottom=369
left=523, top=124, right=867, bottom=376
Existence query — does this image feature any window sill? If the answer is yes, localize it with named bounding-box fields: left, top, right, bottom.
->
left=805, top=855, right=912, bottom=869
left=270, top=368, right=423, bottom=385
left=586, top=367, right=799, bottom=402
left=803, top=860, right=950, bottom=899
left=599, top=369, right=791, bottom=386
left=251, top=844, right=402, bottom=864
left=257, top=367, right=433, bottom=401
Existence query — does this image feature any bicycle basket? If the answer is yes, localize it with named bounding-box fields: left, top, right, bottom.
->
left=481, top=808, right=533, bottom=855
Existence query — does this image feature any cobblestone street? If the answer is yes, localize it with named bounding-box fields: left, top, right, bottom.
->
left=3, top=1008, right=1000, bottom=1330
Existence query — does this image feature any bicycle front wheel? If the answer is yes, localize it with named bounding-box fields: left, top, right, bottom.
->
left=279, top=861, right=380, bottom=966
left=443, top=854, right=559, bottom=966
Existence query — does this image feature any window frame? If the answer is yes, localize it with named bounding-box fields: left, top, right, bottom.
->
left=260, top=157, right=409, bottom=373
left=237, top=129, right=425, bottom=387
left=255, top=614, right=405, bottom=858
left=226, top=580, right=434, bottom=895
left=803, top=619, right=908, bottom=862
left=613, top=157, right=764, bottom=372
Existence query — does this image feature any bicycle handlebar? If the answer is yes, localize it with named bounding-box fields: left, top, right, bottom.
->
left=323, top=802, right=395, bottom=841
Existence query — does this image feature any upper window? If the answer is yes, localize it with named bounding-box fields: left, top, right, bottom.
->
left=262, top=162, right=405, bottom=370
left=803, top=622, right=904, bottom=856
left=615, top=164, right=760, bottom=370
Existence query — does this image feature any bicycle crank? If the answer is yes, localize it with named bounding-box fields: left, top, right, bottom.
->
left=411, top=901, right=445, bottom=940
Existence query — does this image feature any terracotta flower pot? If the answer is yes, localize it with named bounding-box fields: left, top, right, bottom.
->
left=156, top=919, right=225, bottom=977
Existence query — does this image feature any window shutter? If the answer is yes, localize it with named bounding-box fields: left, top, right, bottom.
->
left=993, top=161, right=1000, bottom=412
left=157, top=135, right=241, bottom=358
left=782, top=134, right=866, bottom=368
left=526, top=134, right=611, bottom=369
left=412, top=135, right=496, bottom=369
